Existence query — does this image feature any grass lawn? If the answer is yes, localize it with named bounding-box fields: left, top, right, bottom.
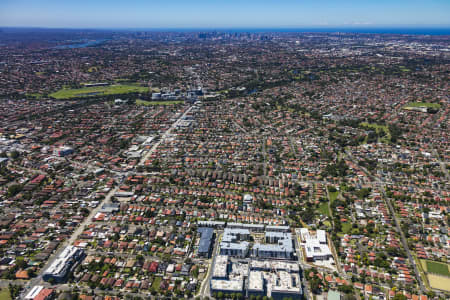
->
left=328, top=191, right=338, bottom=203
left=341, top=222, right=352, bottom=234
left=420, top=259, right=450, bottom=291
left=317, top=202, right=330, bottom=217
left=50, top=84, right=149, bottom=99
left=425, top=260, right=450, bottom=277
left=360, top=122, right=391, bottom=143
left=421, top=259, right=427, bottom=271
left=398, top=66, right=411, bottom=72
left=151, top=276, right=161, bottom=291
left=87, top=66, right=100, bottom=72
left=136, top=99, right=184, bottom=106
left=403, top=102, right=441, bottom=109
left=0, top=288, right=11, bottom=300
left=414, top=255, right=432, bottom=290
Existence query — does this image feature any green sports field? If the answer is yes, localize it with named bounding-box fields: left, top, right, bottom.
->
left=420, top=259, right=450, bottom=292
left=425, top=260, right=450, bottom=277
left=50, top=84, right=149, bottom=99
left=0, top=288, right=11, bottom=300
left=317, top=202, right=330, bottom=217
left=403, top=102, right=441, bottom=109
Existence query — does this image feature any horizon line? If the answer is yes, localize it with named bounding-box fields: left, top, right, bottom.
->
left=2, top=25, right=450, bottom=30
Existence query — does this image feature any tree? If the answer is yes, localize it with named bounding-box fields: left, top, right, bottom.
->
left=7, top=184, right=23, bottom=197
left=8, top=284, right=22, bottom=299
left=192, top=267, right=199, bottom=278
left=15, top=257, right=26, bottom=269
left=338, top=285, right=354, bottom=294
left=327, top=186, right=337, bottom=193
left=10, top=151, right=20, bottom=160
left=392, top=294, right=407, bottom=300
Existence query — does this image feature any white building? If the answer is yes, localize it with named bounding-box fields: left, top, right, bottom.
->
left=299, top=228, right=332, bottom=262
left=212, top=255, right=229, bottom=279
left=43, top=246, right=84, bottom=283
left=219, top=227, right=251, bottom=257
left=24, top=285, right=44, bottom=300
left=252, top=232, right=294, bottom=259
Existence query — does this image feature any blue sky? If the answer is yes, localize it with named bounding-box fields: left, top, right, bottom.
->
left=0, top=0, right=449, bottom=28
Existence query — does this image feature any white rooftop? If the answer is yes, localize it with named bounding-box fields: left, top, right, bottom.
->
left=210, top=279, right=243, bottom=292
left=248, top=271, right=264, bottom=292
left=212, top=255, right=228, bottom=279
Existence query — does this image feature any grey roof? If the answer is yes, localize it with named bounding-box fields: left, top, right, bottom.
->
left=222, top=228, right=250, bottom=243
left=198, top=227, right=214, bottom=254
left=227, top=222, right=264, bottom=230
left=100, top=202, right=120, bottom=213
left=266, top=225, right=290, bottom=232
left=254, top=233, right=293, bottom=253
left=220, top=241, right=249, bottom=251
left=328, top=290, right=341, bottom=300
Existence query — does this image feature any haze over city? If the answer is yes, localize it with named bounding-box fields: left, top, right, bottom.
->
left=1, top=0, right=450, bottom=29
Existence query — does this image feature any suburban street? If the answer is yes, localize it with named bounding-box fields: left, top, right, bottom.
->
left=138, top=105, right=194, bottom=166
left=198, top=231, right=221, bottom=298
left=344, top=150, right=426, bottom=294
left=20, top=185, right=119, bottom=298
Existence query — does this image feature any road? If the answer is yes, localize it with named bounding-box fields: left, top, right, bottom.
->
left=18, top=104, right=196, bottom=299
left=84, top=249, right=179, bottom=263
left=344, top=150, right=426, bottom=293
left=432, top=149, right=449, bottom=181
left=383, top=189, right=426, bottom=293
left=21, top=185, right=119, bottom=297
left=293, top=230, right=312, bottom=300
left=232, top=120, right=248, bottom=133
left=54, top=283, right=154, bottom=299
left=138, top=105, right=194, bottom=166
left=262, top=137, right=268, bottom=177
left=198, top=231, right=221, bottom=298
left=325, top=186, right=335, bottom=228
